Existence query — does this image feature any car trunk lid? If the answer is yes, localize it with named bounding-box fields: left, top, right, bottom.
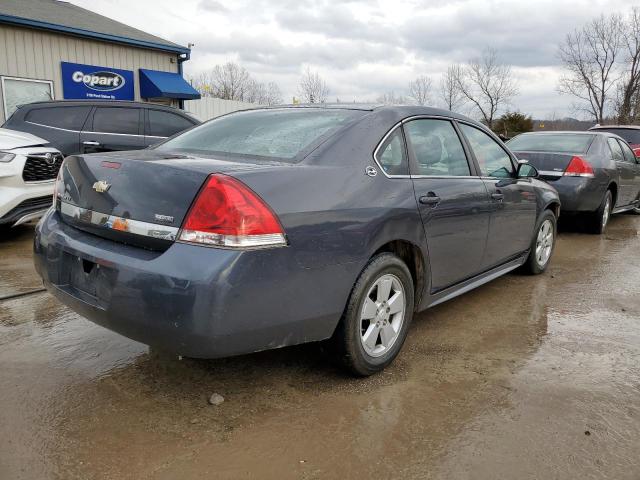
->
left=56, top=150, right=281, bottom=250
left=512, top=151, right=578, bottom=181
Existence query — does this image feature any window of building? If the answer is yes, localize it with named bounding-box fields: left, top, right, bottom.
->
left=1, top=76, right=54, bottom=120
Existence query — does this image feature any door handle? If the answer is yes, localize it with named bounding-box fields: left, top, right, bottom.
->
left=491, top=192, right=504, bottom=201
left=83, top=141, right=100, bottom=146
left=419, top=194, right=441, bottom=206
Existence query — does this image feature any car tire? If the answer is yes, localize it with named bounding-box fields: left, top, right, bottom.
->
left=334, top=253, right=415, bottom=376
left=523, top=209, right=556, bottom=275
left=588, top=190, right=613, bottom=234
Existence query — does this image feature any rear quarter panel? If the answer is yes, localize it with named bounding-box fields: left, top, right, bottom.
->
left=232, top=110, right=430, bottom=309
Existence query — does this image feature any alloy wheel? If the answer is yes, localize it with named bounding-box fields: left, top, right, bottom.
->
left=360, top=274, right=405, bottom=357
left=535, top=219, right=554, bottom=267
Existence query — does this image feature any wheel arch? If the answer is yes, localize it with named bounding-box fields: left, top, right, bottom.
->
left=371, top=239, right=427, bottom=311
left=608, top=182, right=618, bottom=206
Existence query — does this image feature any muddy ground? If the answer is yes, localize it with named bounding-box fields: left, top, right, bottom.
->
left=1, top=215, right=639, bottom=479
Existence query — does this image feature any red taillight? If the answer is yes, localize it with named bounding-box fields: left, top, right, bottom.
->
left=179, top=174, right=287, bottom=248
left=564, top=156, right=595, bottom=177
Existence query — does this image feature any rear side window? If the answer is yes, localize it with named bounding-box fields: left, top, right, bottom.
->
left=92, top=107, right=140, bottom=135
left=405, top=119, right=470, bottom=176
left=507, top=133, right=594, bottom=154
left=375, top=128, right=408, bottom=175
left=607, top=137, right=624, bottom=162
left=147, top=110, right=194, bottom=137
left=618, top=139, right=637, bottom=163
left=25, top=106, right=90, bottom=130
left=157, top=109, right=365, bottom=161
left=460, top=124, right=513, bottom=178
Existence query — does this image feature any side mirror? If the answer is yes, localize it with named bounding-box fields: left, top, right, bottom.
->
left=517, top=160, right=538, bottom=178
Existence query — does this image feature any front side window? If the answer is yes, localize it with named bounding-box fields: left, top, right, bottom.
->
left=404, top=119, right=470, bottom=176
left=92, top=107, right=140, bottom=135
left=460, top=123, right=514, bottom=178
left=158, top=108, right=365, bottom=162
left=26, top=106, right=91, bottom=130
left=375, top=128, right=408, bottom=175
left=147, top=110, right=195, bottom=137
left=1, top=76, right=53, bottom=120
left=617, top=139, right=636, bottom=163
left=607, top=137, right=624, bottom=162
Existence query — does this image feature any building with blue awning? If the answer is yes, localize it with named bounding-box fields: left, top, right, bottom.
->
left=0, top=0, right=200, bottom=123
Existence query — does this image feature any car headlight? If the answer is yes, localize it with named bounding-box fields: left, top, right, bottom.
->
left=0, top=151, right=16, bottom=162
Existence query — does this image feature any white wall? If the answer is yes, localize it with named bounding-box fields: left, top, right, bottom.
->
left=184, top=97, right=256, bottom=121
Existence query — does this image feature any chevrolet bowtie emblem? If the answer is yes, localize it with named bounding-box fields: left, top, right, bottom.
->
left=92, top=180, right=111, bottom=193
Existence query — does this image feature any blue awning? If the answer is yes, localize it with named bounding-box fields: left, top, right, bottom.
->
left=139, top=69, right=200, bottom=100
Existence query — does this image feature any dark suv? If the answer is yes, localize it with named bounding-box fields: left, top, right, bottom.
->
left=3, top=100, right=199, bottom=156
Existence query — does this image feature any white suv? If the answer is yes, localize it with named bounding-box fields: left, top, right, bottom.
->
left=0, top=128, right=63, bottom=228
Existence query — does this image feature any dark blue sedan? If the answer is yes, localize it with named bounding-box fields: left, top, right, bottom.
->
left=34, top=105, right=560, bottom=375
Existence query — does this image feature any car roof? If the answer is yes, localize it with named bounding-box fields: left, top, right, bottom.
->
left=241, top=104, right=486, bottom=128
left=590, top=125, right=640, bottom=130
left=18, top=100, right=184, bottom=111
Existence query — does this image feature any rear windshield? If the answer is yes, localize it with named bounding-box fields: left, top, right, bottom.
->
left=593, top=128, right=640, bottom=145
left=156, top=108, right=365, bottom=161
left=507, top=133, right=594, bottom=154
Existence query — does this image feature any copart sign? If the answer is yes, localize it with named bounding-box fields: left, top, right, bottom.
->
left=61, top=62, right=134, bottom=100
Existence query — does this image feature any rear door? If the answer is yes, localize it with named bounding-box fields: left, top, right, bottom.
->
left=607, top=137, right=634, bottom=207
left=617, top=138, right=640, bottom=207
left=458, top=123, right=537, bottom=270
left=80, top=106, right=145, bottom=153
left=144, top=108, right=197, bottom=147
left=403, top=118, right=490, bottom=291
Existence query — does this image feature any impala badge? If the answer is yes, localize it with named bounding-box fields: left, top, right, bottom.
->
left=92, top=180, right=111, bottom=193
left=154, top=213, right=174, bottom=224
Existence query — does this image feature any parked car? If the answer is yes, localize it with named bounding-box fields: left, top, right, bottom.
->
left=508, top=131, right=640, bottom=231
left=3, top=100, right=199, bottom=156
left=0, top=128, right=63, bottom=228
left=34, top=105, right=560, bottom=376
left=589, top=125, right=640, bottom=157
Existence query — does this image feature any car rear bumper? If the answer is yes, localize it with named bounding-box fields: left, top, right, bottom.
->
left=34, top=209, right=352, bottom=358
left=544, top=176, right=606, bottom=213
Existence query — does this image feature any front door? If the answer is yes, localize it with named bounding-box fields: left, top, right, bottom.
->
left=404, top=118, right=491, bottom=292
left=80, top=106, right=145, bottom=154
left=458, top=123, right=537, bottom=270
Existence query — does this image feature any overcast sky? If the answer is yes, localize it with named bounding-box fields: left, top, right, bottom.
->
left=71, top=0, right=637, bottom=119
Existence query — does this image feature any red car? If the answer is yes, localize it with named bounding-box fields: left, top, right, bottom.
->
left=590, top=125, right=640, bottom=157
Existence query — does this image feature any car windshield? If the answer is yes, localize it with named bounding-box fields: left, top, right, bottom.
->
left=594, top=128, right=640, bottom=145
left=156, top=108, right=365, bottom=162
left=507, top=133, right=594, bottom=153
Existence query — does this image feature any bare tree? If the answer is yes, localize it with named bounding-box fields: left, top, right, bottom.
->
left=558, top=14, right=623, bottom=123
left=440, top=65, right=465, bottom=112
left=298, top=67, right=329, bottom=103
left=408, top=75, right=433, bottom=105
left=211, top=62, right=252, bottom=100
left=376, top=91, right=407, bottom=105
left=190, top=62, right=283, bottom=105
left=455, top=48, right=518, bottom=128
left=615, top=8, right=640, bottom=124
